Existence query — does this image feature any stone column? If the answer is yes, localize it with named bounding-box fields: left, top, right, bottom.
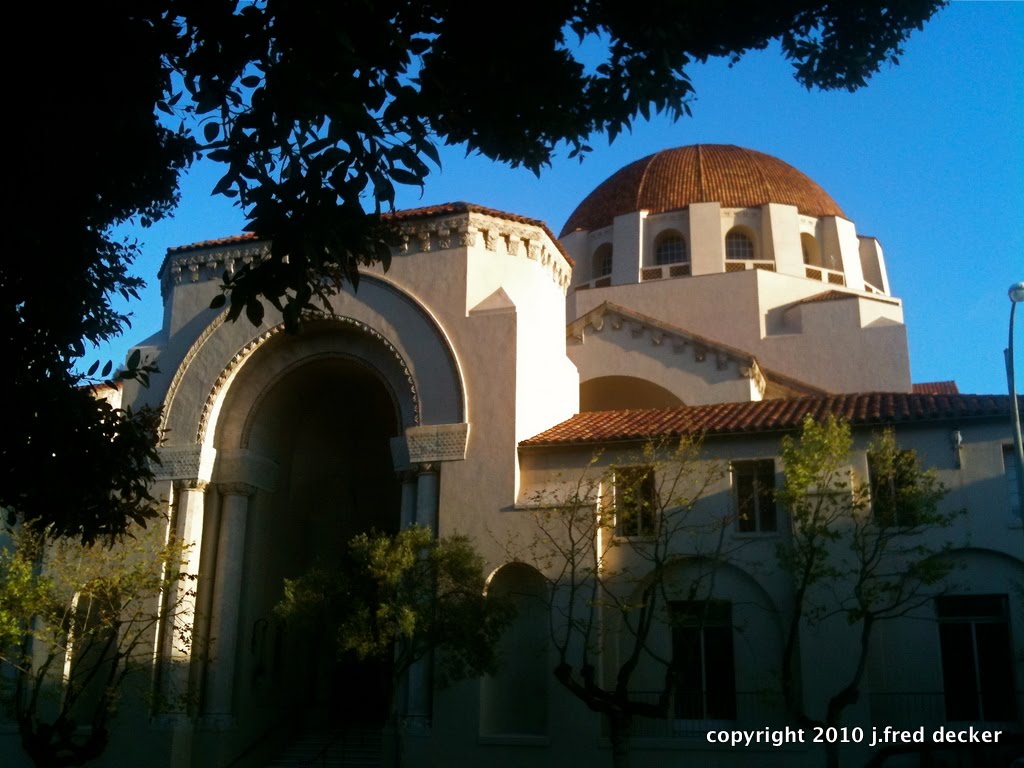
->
left=414, top=463, right=440, bottom=533
left=164, top=479, right=208, bottom=711
left=203, top=482, right=255, bottom=723
left=407, top=463, right=441, bottom=727
left=399, top=470, right=418, bottom=529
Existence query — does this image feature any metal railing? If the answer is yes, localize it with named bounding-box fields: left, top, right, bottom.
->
left=621, top=691, right=788, bottom=739
left=868, top=692, right=1024, bottom=732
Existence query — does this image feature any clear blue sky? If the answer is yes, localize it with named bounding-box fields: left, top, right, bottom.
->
left=108, top=1, right=1023, bottom=395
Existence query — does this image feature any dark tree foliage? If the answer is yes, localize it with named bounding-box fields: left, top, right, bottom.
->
left=4, top=1, right=945, bottom=541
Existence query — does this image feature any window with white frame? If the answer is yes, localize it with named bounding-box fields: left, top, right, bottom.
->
left=733, top=459, right=776, bottom=533
left=936, top=594, right=1017, bottom=722
left=868, top=445, right=922, bottom=527
left=593, top=243, right=613, bottom=278
left=671, top=600, right=736, bottom=720
left=611, top=466, right=657, bottom=537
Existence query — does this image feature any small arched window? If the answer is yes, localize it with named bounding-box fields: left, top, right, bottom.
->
left=655, top=232, right=688, bottom=265
left=725, top=229, right=755, bottom=260
left=593, top=243, right=613, bottom=278
left=801, top=233, right=822, bottom=267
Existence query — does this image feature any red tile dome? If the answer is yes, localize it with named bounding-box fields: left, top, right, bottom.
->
left=560, top=144, right=846, bottom=236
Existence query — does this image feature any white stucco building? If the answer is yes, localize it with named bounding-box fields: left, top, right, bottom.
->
left=3, top=145, right=1021, bottom=767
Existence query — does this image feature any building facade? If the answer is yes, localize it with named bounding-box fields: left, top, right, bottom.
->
left=3, top=145, right=1021, bottom=767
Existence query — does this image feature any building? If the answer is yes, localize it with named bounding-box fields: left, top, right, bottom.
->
left=3, top=145, right=1021, bottom=767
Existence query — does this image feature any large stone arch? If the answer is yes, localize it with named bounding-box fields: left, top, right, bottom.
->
left=149, top=276, right=470, bottom=751
left=158, top=273, right=466, bottom=468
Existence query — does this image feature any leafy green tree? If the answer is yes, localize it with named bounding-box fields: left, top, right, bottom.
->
left=520, top=440, right=726, bottom=768
left=6, top=1, right=946, bottom=541
left=775, top=416, right=955, bottom=768
left=0, top=521, right=193, bottom=768
left=277, top=525, right=513, bottom=766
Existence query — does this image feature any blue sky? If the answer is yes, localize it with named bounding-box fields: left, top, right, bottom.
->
left=108, top=1, right=1023, bottom=395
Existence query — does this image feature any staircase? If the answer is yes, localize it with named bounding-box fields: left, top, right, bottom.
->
left=265, top=726, right=383, bottom=768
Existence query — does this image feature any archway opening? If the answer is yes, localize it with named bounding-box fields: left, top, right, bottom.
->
left=219, top=350, right=403, bottom=728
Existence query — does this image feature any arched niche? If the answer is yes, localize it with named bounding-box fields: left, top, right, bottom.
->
left=481, top=563, right=548, bottom=738
left=580, top=375, right=685, bottom=412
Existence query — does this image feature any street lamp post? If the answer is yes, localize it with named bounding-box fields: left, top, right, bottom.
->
left=1006, top=282, right=1024, bottom=529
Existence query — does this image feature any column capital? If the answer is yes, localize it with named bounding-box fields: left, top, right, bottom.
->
left=218, top=481, right=257, bottom=498
left=416, top=462, right=439, bottom=475
left=176, top=478, right=209, bottom=493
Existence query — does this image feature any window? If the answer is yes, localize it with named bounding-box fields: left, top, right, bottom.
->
left=655, top=233, right=688, bottom=265
left=733, top=460, right=776, bottom=533
left=672, top=601, right=736, bottom=720
left=868, top=445, right=922, bottom=527
left=801, top=233, right=821, bottom=266
left=936, top=595, right=1017, bottom=721
left=1004, top=445, right=1021, bottom=519
left=593, top=243, right=613, bottom=278
left=725, top=229, right=755, bottom=260
left=612, top=466, right=657, bottom=537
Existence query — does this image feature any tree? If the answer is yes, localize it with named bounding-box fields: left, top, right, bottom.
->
left=5, top=1, right=947, bottom=542
left=519, top=440, right=726, bottom=768
left=0, top=520, right=194, bottom=768
left=775, top=416, right=955, bottom=768
left=276, top=525, right=513, bottom=767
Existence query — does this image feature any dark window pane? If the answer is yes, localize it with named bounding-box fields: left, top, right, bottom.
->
left=976, top=622, right=1017, bottom=720
left=938, top=623, right=979, bottom=720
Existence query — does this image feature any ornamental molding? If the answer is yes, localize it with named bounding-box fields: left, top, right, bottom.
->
left=197, top=315, right=420, bottom=445
left=395, top=212, right=572, bottom=294
left=568, top=302, right=767, bottom=397
left=154, top=444, right=214, bottom=482
left=159, top=214, right=573, bottom=297
left=160, top=241, right=271, bottom=299
left=405, top=423, right=470, bottom=463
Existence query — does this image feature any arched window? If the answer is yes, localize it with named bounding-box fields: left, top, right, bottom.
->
left=725, top=229, right=755, bottom=260
left=801, top=233, right=822, bottom=267
left=593, top=243, right=613, bottom=277
left=655, top=232, right=688, bottom=265
left=480, top=563, right=548, bottom=736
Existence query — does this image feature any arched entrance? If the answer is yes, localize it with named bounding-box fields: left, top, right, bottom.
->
left=212, top=322, right=408, bottom=728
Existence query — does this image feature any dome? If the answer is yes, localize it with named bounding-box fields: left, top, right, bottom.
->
left=560, top=144, right=846, bottom=236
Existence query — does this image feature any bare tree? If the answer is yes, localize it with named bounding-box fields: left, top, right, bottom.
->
left=518, top=439, right=730, bottom=768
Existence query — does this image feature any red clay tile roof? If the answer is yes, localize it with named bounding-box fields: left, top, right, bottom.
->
left=521, top=393, right=1015, bottom=447
left=912, top=381, right=960, bottom=395
left=167, top=233, right=261, bottom=253
left=166, top=202, right=572, bottom=264
left=560, top=145, right=846, bottom=236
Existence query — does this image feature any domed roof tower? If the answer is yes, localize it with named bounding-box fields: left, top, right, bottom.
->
left=560, top=144, right=910, bottom=398
left=561, top=145, right=845, bottom=236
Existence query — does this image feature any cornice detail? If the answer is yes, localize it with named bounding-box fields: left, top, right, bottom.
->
left=395, top=212, right=572, bottom=294
left=568, top=302, right=767, bottom=397
left=160, top=242, right=271, bottom=300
